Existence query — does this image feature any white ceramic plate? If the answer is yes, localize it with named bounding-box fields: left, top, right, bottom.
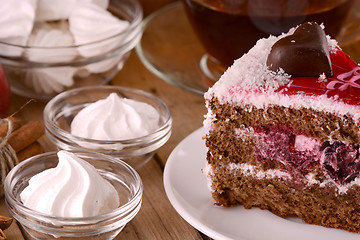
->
left=163, top=127, right=360, bottom=240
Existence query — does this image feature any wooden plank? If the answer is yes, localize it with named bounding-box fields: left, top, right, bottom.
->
left=116, top=159, right=202, bottom=239
left=0, top=197, right=25, bottom=240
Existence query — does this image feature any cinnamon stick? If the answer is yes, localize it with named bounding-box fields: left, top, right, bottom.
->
left=8, top=120, right=45, bottom=152
left=0, top=229, right=5, bottom=240
left=0, top=216, right=12, bottom=231
left=17, top=141, right=45, bottom=162
left=0, top=117, right=21, bottom=138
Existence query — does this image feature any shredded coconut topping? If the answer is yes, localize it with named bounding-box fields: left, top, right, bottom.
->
left=203, top=26, right=353, bottom=119
left=205, top=30, right=297, bottom=101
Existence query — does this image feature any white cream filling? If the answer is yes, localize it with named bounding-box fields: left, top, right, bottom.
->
left=305, top=172, right=360, bottom=194
left=204, top=162, right=360, bottom=195
left=228, top=162, right=291, bottom=180
left=203, top=162, right=291, bottom=193
left=294, top=135, right=319, bottom=152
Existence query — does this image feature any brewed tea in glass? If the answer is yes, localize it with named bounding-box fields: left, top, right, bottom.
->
left=182, top=0, right=355, bottom=80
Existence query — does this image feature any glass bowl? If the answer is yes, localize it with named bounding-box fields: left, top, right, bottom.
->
left=0, top=0, right=143, bottom=100
left=4, top=150, right=143, bottom=240
left=43, top=86, right=173, bottom=169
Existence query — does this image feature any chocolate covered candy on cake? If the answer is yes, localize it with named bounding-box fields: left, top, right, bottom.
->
left=203, top=22, right=360, bottom=233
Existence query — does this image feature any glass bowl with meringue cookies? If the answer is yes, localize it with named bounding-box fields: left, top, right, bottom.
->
left=4, top=150, right=143, bottom=240
left=43, top=85, right=173, bottom=169
left=0, top=0, right=143, bottom=100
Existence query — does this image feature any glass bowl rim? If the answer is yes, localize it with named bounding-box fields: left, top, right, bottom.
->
left=4, top=150, right=143, bottom=225
left=43, top=85, right=173, bottom=145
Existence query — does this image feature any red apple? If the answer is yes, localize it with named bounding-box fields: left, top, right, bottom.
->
left=0, top=64, right=11, bottom=117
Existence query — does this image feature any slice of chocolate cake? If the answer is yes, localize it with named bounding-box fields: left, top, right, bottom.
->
left=203, top=22, right=360, bottom=233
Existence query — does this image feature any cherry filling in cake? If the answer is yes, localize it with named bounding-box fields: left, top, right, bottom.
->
left=252, top=125, right=320, bottom=184
left=321, top=141, right=360, bottom=184
left=249, top=125, right=360, bottom=186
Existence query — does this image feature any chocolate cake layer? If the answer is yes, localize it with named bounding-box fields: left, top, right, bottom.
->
left=207, top=97, right=360, bottom=144
left=207, top=162, right=360, bottom=233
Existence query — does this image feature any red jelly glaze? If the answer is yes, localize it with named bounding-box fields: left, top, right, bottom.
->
left=278, top=47, right=360, bottom=105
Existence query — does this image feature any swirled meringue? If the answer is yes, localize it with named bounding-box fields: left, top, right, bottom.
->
left=25, top=67, right=76, bottom=94
left=26, top=24, right=77, bottom=62
left=70, top=93, right=160, bottom=141
left=0, top=0, right=36, bottom=56
left=69, top=2, right=129, bottom=57
left=24, top=24, right=77, bottom=94
left=20, top=150, right=120, bottom=218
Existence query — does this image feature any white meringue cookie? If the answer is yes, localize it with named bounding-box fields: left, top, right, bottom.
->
left=20, top=150, right=120, bottom=218
left=26, top=24, right=77, bottom=63
left=24, top=23, right=77, bottom=94
left=71, top=93, right=160, bottom=142
left=69, top=2, right=130, bottom=57
left=35, top=0, right=109, bottom=21
left=25, top=67, right=76, bottom=94
left=0, top=0, right=37, bottom=56
left=35, top=0, right=74, bottom=22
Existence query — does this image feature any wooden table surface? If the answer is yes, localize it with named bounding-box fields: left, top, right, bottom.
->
left=1, top=1, right=360, bottom=239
